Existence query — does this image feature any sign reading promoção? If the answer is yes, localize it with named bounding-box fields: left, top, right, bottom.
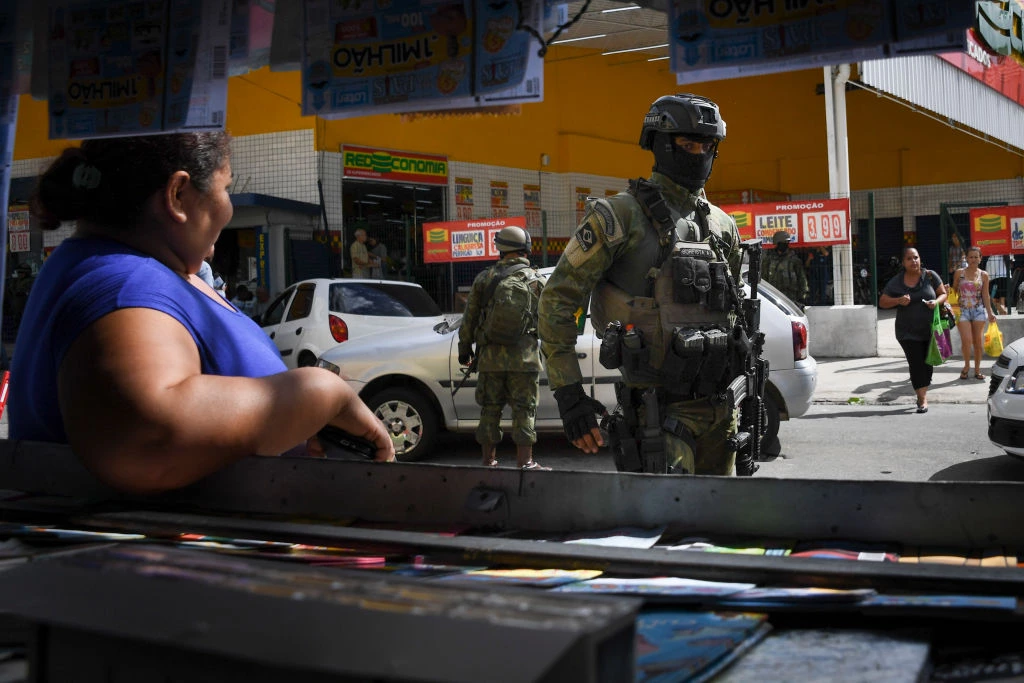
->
left=422, top=216, right=528, bottom=264
left=720, top=198, right=851, bottom=248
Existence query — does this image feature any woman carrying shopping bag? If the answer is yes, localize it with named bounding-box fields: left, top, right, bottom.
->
left=952, top=246, right=997, bottom=380
left=880, top=247, right=948, bottom=414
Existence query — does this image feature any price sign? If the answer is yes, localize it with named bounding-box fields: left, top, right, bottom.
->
left=803, top=211, right=847, bottom=244
left=9, top=231, right=30, bottom=253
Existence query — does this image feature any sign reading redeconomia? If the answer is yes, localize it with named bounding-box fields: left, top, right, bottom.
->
left=342, top=145, right=448, bottom=185
left=422, top=216, right=527, bottom=264
left=970, top=205, right=1024, bottom=255
left=721, top=198, right=851, bottom=248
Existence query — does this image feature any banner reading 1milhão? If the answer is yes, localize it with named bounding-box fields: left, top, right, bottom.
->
left=720, top=198, right=851, bottom=248
left=422, top=216, right=527, bottom=264
left=969, top=205, right=1024, bottom=256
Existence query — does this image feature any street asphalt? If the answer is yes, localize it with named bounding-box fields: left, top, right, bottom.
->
left=0, top=307, right=1002, bottom=442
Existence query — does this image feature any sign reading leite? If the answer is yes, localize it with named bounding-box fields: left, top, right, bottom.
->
left=422, top=216, right=527, bottom=264
left=720, top=198, right=850, bottom=248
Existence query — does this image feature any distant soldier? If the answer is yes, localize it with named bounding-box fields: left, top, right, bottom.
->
left=458, top=226, right=548, bottom=470
left=762, top=230, right=808, bottom=305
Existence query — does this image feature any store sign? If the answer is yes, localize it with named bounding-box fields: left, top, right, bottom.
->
left=422, top=216, right=527, bottom=264
left=974, top=1, right=1024, bottom=64
left=720, top=199, right=850, bottom=248
left=969, top=205, right=1024, bottom=255
left=939, top=28, right=1024, bottom=106
left=342, top=145, right=448, bottom=185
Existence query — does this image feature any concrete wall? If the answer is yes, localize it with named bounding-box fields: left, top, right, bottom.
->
left=949, top=313, right=1024, bottom=359
left=806, top=306, right=879, bottom=358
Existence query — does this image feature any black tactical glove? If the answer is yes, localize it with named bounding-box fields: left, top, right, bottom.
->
left=458, top=345, right=475, bottom=366
left=553, top=383, right=608, bottom=443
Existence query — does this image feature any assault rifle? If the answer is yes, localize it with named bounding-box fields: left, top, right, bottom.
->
left=730, top=238, right=769, bottom=477
left=452, top=355, right=478, bottom=398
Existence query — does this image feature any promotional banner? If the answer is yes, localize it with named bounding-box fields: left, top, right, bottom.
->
left=342, top=145, right=448, bottom=185
left=721, top=199, right=851, bottom=248
left=422, top=216, right=527, bottom=264
left=670, top=0, right=971, bottom=84
left=969, top=205, right=1024, bottom=255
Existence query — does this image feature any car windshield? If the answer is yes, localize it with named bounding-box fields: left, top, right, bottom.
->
left=328, top=283, right=443, bottom=317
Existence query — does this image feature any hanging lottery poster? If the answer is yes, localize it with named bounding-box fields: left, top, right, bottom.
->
left=575, top=187, right=591, bottom=224
left=720, top=198, right=850, bottom=248
left=490, top=180, right=509, bottom=217
left=455, top=177, right=474, bottom=219
left=523, top=184, right=541, bottom=231
left=970, top=206, right=1024, bottom=256
left=423, top=216, right=527, bottom=264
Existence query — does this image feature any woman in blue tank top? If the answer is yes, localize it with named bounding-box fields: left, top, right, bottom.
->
left=10, top=133, right=394, bottom=493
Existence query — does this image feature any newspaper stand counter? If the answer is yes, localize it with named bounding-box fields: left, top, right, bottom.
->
left=2, top=440, right=1024, bottom=680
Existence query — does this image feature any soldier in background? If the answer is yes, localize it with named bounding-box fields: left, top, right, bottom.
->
left=458, top=226, right=548, bottom=470
left=538, top=93, right=745, bottom=476
left=762, top=230, right=808, bottom=306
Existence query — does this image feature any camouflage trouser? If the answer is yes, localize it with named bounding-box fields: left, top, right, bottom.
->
left=475, top=371, right=539, bottom=446
left=632, top=394, right=737, bottom=476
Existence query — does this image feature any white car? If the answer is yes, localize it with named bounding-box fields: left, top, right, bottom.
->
left=260, top=278, right=452, bottom=369
left=987, top=337, right=1024, bottom=457
left=317, top=268, right=817, bottom=462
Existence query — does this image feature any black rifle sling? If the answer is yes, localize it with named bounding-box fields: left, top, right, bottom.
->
left=479, top=262, right=531, bottom=324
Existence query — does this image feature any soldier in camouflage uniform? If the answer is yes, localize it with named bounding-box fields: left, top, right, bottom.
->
left=458, top=226, right=549, bottom=470
left=538, top=93, right=745, bottom=476
left=761, top=230, right=808, bottom=305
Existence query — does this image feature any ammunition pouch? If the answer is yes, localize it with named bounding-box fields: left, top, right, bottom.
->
left=598, top=321, right=623, bottom=370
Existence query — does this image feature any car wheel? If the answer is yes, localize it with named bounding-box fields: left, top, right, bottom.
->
left=297, top=351, right=318, bottom=368
left=759, top=393, right=782, bottom=457
left=366, top=388, right=439, bottom=462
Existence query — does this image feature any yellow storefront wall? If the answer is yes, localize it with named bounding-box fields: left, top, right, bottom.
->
left=13, top=47, right=1024, bottom=195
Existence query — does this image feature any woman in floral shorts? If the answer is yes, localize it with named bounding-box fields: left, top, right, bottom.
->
left=952, top=246, right=997, bottom=380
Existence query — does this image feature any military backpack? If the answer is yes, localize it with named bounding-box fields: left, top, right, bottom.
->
left=480, top=263, right=541, bottom=346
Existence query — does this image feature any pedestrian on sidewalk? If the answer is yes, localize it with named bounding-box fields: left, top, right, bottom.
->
left=879, top=247, right=948, bottom=414
left=951, top=246, right=996, bottom=380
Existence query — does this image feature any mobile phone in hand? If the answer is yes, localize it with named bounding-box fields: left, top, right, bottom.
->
left=317, top=425, right=376, bottom=460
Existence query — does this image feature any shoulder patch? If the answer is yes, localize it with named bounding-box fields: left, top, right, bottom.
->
left=587, top=197, right=626, bottom=245
left=594, top=201, right=615, bottom=237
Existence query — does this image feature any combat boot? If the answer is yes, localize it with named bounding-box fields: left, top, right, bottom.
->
left=517, top=444, right=550, bottom=471
left=481, top=444, right=497, bottom=467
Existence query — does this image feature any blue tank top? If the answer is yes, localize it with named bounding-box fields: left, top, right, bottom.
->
left=9, top=237, right=286, bottom=443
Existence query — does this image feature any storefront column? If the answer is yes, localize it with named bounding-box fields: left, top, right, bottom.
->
left=825, top=64, right=854, bottom=306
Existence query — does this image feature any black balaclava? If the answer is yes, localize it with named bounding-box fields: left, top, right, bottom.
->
left=651, top=132, right=717, bottom=193
left=776, top=242, right=789, bottom=254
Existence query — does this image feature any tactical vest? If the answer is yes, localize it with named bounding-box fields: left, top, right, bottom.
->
left=592, top=181, right=740, bottom=397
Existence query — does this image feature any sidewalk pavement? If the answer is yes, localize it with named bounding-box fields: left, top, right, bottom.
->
left=813, top=307, right=994, bottom=406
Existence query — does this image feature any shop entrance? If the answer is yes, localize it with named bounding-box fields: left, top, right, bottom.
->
left=342, top=179, right=449, bottom=304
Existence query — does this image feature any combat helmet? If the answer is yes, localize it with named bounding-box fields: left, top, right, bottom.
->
left=639, top=94, right=726, bottom=150
left=495, top=226, right=532, bottom=253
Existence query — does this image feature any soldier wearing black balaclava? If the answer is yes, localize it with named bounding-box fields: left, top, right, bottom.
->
left=538, top=94, right=746, bottom=476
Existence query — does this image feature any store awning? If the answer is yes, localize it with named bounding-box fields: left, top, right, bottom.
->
left=230, top=193, right=321, bottom=217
